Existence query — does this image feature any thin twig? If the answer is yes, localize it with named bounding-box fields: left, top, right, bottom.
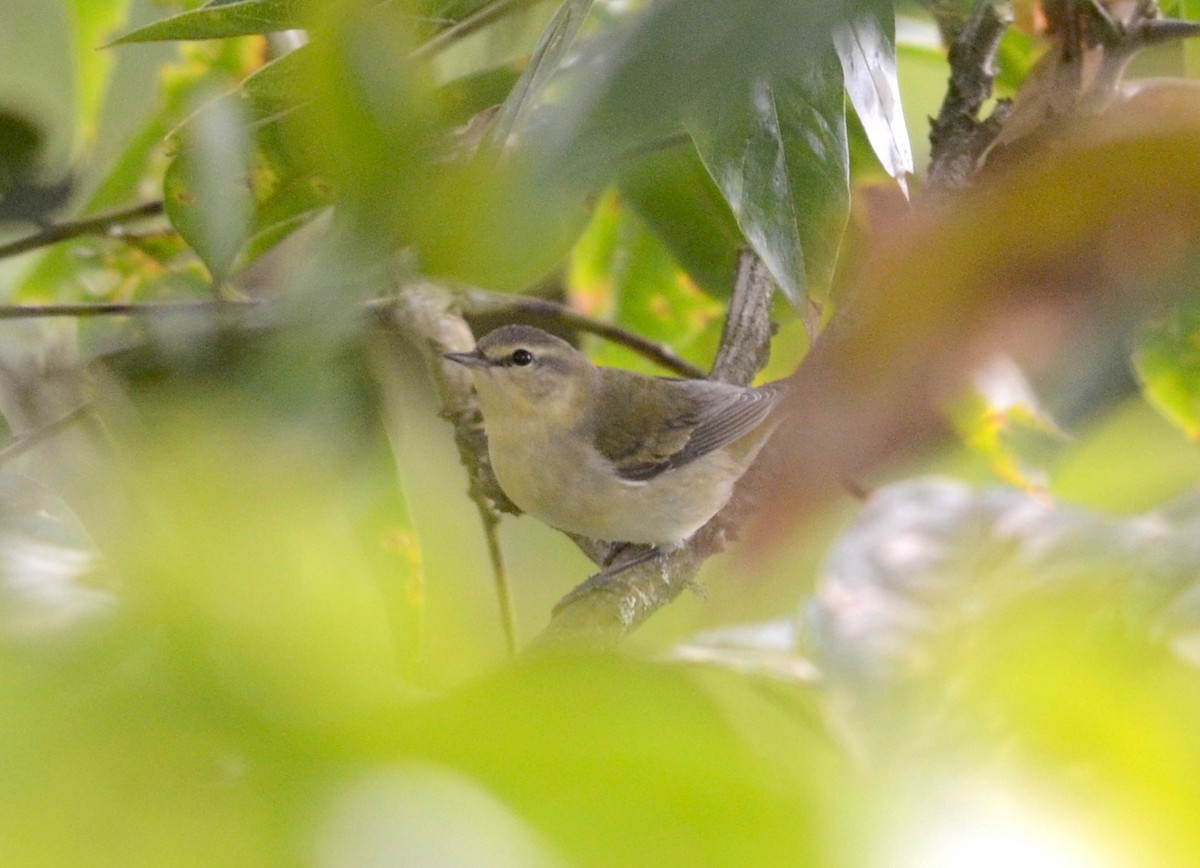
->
left=0, top=201, right=165, bottom=260
left=0, top=292, right=703, bottom=379
left=0, top=300, right=258, bottom=320
left=452, top=287, right=707, bottom=378
left=478, top=504, right=517, bottom=656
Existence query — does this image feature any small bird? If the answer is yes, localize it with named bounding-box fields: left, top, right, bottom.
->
left=444, top=325, right=786, bottom=555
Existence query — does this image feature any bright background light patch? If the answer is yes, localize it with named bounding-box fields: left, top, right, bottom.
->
left=887, top=784, right=1116, bottom=868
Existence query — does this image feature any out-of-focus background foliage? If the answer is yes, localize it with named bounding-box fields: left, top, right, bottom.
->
left=4, top=0, right=1200, bottom=865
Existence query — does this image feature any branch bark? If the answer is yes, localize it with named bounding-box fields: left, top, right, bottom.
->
left=927, top=1, right=1013, bottom=189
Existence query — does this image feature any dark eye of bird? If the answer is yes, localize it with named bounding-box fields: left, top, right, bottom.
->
left=511, top=348, right=533, bottom=366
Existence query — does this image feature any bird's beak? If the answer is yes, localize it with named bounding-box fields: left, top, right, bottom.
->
left=443, top=348, right=489, bottom=369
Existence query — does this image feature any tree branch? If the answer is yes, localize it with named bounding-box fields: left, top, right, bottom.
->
left=927, top=1, right=1013, bottom=189
left=0, top=291, right=704, bottom=379
left=0, top=300, right=256, bottom=320
left=0, top=201, right=165, bottom=260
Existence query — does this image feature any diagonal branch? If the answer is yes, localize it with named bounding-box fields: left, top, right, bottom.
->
left=0, top=201, right=166, bottom=260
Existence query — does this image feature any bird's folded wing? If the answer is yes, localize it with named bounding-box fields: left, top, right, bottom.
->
left=593, top=374, right=787, bottom=482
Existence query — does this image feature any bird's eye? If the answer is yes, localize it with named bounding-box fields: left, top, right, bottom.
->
left=511, top=348, right=534, bottom=366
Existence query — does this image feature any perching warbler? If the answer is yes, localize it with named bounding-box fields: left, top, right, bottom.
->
left=445, top=325, right=786, bottom=550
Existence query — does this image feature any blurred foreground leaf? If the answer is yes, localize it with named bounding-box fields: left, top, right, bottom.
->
left=1134, top=302, right=1200, bottom=441
left=164, top=90, right=254, bottom=283
left=757, top=110, right=1200, bottom=532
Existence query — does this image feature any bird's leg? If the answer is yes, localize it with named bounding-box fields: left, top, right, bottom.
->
left=552, top=543, right=662, bottom=614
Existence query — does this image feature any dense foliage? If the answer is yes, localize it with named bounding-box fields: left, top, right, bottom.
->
left=3, top=0, right=1200, bottom=865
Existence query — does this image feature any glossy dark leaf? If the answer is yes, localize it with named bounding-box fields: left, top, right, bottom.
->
left=528, top=0, right=862, bottom=181
left=690, top=50, right=849, bottom=309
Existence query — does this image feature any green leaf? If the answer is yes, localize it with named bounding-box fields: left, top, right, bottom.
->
left=405, top=655, right=857, bottom=865
left=525, top=0, right=861, bottom=179
left=689, top=50, right=849, bottom=309
left=66, top=0, right=134, bottom=147
left=164, top=91, right=254, bottom=283
left=157, top=47, right=338, bottom=275
left=484, top=0, right=595, bottom=151
left=0, top=0, right=76, bottom=174
left=833, top=4, right=912, bottom=189
left=569, top=191, right=723, bottom=373
left=617, top=143, right=742, bottom=298
left=427, top=0, right=560, bottom=84
left=1133, top=303, right=1200, bottom=441
left=110, top=0, right=305, bottom=44
left=1180, top=0, right=1200, bottom=77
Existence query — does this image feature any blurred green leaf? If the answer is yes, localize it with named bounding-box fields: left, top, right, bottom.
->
left=111, top=0, right=306, bottom=44
left=995, top=23, right=1041, bottom=95
left=947, top=355, right=1067, bottom=492
left=164, top=89, right=254, bottom=282
left=149, top=41, right=309, bottom=279
left=484, top=0, right=594, bottom=151
left=403, top=654, right=857, bottom=866
left=428, top=0, right=560, bottom=85
left=0, top=0, right=75, bottom=173
left=233, top=48, right=339, bottom=265
left=67, top=0, right=134, bottom=147
left=690, top=50, right=849, bottom=308
left=1182, top=0, right=1200, bottom=77
left=1134, top=303, right=1200, bottom=441
left=95, top=329, right=416, bottom=730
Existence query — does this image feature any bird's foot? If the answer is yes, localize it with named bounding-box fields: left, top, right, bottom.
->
left=553, top=545, right=662, bottom=615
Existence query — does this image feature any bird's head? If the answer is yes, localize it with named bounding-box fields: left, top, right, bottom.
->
left=444, top=325, right=595, bottom=423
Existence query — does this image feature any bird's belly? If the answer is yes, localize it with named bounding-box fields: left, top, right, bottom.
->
left=490, top=432, right=735, bottom=546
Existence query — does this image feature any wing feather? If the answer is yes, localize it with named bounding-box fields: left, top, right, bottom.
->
left=592, top=373, right=786, bottom=482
